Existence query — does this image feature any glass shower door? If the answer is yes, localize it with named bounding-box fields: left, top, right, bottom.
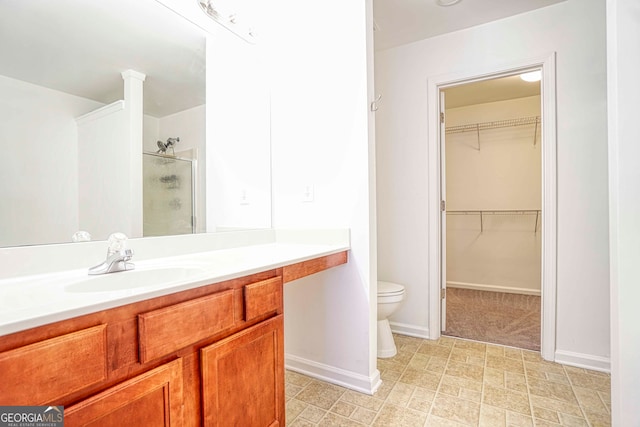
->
left=143, top=153, right=194, bottom=237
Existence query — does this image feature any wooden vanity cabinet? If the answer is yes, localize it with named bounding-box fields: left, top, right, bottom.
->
left=201, top=315, right=284, bottom=427
left=0, top=251, right=347, bottom=426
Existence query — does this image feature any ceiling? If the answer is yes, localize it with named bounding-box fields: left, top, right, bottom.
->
left=0, top=0, right=205, bottom=118
left=0, top=0, right=561, bottom=116
left=444, top=74, right=541, bottom=109
left=373, top=0, right=567, bottom=51
left=372, top=0, right=555, bottom=106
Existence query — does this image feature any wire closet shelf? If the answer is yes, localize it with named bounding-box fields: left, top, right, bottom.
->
left=445, top=115, right=541, bottom=148
left=447, top=209, right=541, bottom=233
left=445, top=116, right=541, bottom=134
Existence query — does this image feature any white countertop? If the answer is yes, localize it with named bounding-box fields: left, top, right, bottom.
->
left=0, top=230, right=349, bottom=336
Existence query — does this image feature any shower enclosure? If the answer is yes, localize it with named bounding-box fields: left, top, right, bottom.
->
left=143, top=153, right=195, bottom=237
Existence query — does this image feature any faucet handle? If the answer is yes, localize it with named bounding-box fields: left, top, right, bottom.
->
left=72, top=230, right=92, bottom=242
left=123, top=248, right=134, bottom=261
left=107, top=232, right=128, bottom=255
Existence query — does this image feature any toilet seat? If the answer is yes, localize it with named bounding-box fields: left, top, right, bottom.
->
left=378, top=281, right=405, bottom=296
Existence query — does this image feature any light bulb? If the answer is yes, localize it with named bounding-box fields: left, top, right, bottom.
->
left=520, top=70, right=542, bottom=82
left=436, top=0, right=462, bottom=6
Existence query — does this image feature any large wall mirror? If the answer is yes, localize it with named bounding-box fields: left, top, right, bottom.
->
left=0, top=0, right=271, bottom=248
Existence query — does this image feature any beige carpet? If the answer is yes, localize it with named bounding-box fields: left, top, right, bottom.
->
left=442, top=287, right=541, bottom=351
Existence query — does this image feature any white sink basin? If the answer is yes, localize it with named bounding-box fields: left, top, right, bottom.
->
left=65, top=266, right=208, bottom=293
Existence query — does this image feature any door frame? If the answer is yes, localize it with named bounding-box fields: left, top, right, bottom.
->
left=426, top=53, right=557, bottom=361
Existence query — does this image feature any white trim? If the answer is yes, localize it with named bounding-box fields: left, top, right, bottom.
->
left=389, top=321, right=431, bottom=339
left=555, top=350, right=611, bottom=373
left=427, top=53, right=558, bottom=362
left=75, top=100, right=125, bottom=124
left=447, top=281, right=541, bottom=296
left=285, top=353, right=382, bottom=395
left=121, top=69, right=147, bottom=82
left=539, top=53, right=558, bottom=362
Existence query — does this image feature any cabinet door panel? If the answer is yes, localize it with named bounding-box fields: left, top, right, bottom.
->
left=0, top=324, right=107, bottom=405
left=201, top=315, right=284, bottom=427
left=65, top=358, right=183, bottom=427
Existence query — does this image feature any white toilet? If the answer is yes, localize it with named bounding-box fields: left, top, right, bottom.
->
left=377, top=281, right=406, bottom=358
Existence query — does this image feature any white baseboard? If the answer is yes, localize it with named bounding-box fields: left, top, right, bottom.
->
left=555, top=350, right=611, bottom=373
left=447, top=281, right=541, bottom=296
left=389, top=321, right=431, bottom=339
left=285, top=353, right=382, bottom=395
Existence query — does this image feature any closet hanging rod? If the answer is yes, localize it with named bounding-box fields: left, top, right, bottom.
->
left=445, top=116, right=541, bottom=135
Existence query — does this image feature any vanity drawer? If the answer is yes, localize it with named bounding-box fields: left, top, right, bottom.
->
left=0, top=324, right=107, bottom=405
left=138, top=289, right=235, bottom=363
left=244, top=276, right=283, bottom=322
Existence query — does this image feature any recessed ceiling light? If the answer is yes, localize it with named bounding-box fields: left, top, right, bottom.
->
left=520, top=70, right=542, bottom=82
left=436, top=0, right=462, bottom=6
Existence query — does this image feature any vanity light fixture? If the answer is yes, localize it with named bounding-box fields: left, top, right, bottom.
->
left=436, top=0, right=462, bottom=6
left=197, top=0, right=255, bottom=43
left=520, top=70, right=542, bottom=82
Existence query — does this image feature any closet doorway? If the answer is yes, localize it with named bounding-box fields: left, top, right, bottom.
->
left=427, top=55, right=557, bottom=360
left=441, top=73, right=542, bottom=351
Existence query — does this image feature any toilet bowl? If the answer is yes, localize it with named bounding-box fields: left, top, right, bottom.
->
left=377, top=281, right=405, bottom=358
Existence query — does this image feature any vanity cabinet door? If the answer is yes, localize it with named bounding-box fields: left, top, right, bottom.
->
left=0, top=324, right=107, bottom=405
left=64, top=358, right=183, bottom=427
left=201, top=315, right=284, bottom=427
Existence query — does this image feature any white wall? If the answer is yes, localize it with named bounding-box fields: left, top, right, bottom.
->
left=0, top=75, right=103, bottom=246
left=143, top=106, right=205, bottom=154
left=143, top=115, right=160, bottom=153
left=445, top=96, right=541, bottom=210
left=607, top=0, right=640, bottom=424
left=205, top=32, right=271, bottom=232
left=269, top=0, right=379, bottom=392
left=376, top=0, right=610, bottom=368
left=156, top=0, right=272, bottom=233
left=446, top=96, right=541, bottom=294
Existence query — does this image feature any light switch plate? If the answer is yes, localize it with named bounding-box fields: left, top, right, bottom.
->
left=302, top=185, right=314, bottom=202
left=240, top=189, right=250, bottom=205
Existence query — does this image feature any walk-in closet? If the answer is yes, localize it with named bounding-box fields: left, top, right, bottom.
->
left=442, top=74, right=542, bottom=351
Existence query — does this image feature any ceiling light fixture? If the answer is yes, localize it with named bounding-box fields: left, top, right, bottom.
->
left=197, top=0, right=255, bottom=44
left=520, top=70, right=542, bottom=82
left=436, top=0, right=462, bottom=6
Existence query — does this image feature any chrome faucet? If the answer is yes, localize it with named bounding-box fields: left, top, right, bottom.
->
left=88, top=233, right=135, bottom=275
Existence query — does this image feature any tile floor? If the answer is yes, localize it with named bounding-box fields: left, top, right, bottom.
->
left=285, top=335, right=611, bottom=426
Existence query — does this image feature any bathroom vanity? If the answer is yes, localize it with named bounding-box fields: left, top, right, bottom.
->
left=0, top=232, right=348, bottom=426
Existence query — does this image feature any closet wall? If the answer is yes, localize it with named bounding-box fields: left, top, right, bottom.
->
left=446, top=95, right=541, bottom=294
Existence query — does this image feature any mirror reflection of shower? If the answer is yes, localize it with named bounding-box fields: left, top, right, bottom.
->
left=156, top=137, right=180, bottom=155
left=143, top=144, right=195, bottom=237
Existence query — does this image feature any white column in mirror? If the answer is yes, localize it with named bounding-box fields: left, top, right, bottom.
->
left=77, top=102, right=128, bottom=240
left=122, top=70, right=146, bottom=238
